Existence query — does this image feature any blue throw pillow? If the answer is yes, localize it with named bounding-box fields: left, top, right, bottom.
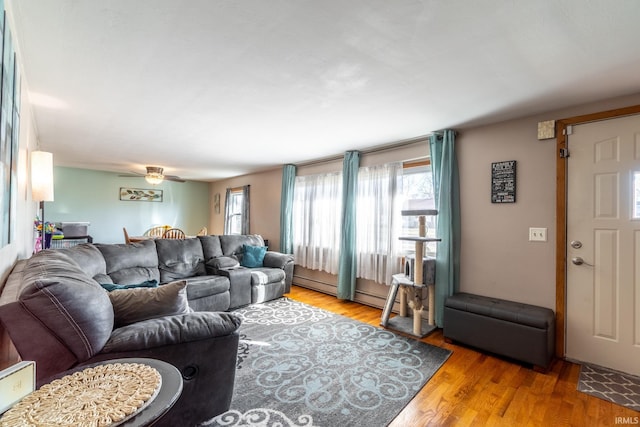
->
left=241, top=245, right=267, bottom=268
left=100, top=280, right=158, bottom=292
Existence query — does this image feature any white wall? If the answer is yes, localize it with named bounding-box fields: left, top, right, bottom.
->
left=0, top=64, right=39, bottom=285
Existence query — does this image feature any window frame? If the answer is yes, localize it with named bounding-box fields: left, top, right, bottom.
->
left=226, top=187, right=245, bottom=235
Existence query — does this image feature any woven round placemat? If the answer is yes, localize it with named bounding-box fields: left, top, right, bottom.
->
left=0, top=362, right=161, bottom=427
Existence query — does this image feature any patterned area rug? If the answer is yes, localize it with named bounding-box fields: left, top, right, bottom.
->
left=578, top=364, right=640, bottom=411
left=201, top=298, right=451, bottom=427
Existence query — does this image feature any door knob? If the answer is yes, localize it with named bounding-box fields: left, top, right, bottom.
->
left=572, top=256, right=594, bottom=266
left=570, top=240, right=582, bottom=249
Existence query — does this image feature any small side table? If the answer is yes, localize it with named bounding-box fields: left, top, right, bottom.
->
left=49, top=358, right=183, bottom=427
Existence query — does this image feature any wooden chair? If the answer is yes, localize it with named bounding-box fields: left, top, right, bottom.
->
left=163, top=228, right=186, bottom=239
left=123, top=227, right=131, bottom=244
left=196, top=227, right=208, bottom=236
left=144, top=225, right=170, bottom=238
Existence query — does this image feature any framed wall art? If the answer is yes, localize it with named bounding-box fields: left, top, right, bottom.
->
left=491, top=160, right=516, bottom=203
left=119, top=187, right=163, bottom=202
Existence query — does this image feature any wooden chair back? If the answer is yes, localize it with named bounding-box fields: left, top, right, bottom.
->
left=163, top=228, right=186, bottom=239
left=196, top=227, right=208, bottom=236
left=123, top=227, right=131, bottom=244
left=144, top=225, right=169, bottom=238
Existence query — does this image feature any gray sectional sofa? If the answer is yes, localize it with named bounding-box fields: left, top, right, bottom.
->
left=0, top=234, right=294, bottom=427
left=93, top=234, right=294, bottom=312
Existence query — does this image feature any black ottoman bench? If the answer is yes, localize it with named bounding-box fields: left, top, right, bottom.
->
left=443, top=292, right=555, bottom=371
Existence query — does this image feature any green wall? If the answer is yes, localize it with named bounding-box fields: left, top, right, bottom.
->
left=47, top=167, right=210, bottom=244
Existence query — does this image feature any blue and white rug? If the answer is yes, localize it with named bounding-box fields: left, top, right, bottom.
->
left=201, top=298, right=451, bottom=427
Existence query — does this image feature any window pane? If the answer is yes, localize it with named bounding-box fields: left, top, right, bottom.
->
left=231, top=192, right=243, bottom=214
left=229, top=214, right=242, bottom=235
left=401, top=165, right=436, bottom=256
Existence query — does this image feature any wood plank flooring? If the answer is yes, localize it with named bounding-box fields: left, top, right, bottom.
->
left=287, top=285, right=638, bottom=427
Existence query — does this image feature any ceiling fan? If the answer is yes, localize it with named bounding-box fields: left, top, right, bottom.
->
left=119, top=166, right=185, bottom=184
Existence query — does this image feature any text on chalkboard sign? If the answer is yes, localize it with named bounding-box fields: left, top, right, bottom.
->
left=491, top=160, right=516, bottom=203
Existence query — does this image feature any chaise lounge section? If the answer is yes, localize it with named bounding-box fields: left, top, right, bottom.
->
left=0, top=233, right=294, bottom=426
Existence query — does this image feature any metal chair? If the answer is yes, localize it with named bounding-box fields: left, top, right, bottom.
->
left=163, top=228, right=186, bottom=239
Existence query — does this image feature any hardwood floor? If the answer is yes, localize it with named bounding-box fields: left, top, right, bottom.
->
left=287, top=286, right=638, bottom=427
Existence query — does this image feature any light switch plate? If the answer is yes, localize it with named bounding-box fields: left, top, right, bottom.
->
left=529, top=227, right=547, bottom=242
left=0, top=361, right=35, bottom=414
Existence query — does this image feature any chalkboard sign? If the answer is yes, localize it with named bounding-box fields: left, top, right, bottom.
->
left=491, top=160, right=516, bottom=203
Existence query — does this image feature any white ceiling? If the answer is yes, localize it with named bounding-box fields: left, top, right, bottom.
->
left=7, top=0, right=640, bottom=181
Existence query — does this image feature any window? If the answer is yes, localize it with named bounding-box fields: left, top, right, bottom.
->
left=355, top=162, right=403, bottom=284
left=292, top=173, right=342, bottom=274
left=401, top=162, right=436, bottom=257
left=291, top=158, right=436, bottom=284
left=224, top=186, right=250, bottom=235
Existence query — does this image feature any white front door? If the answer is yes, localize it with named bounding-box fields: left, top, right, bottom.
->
left=566, top=113, right=640, bottom=376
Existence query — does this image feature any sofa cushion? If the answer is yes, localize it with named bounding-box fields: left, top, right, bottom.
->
left=96, top=240, right=160, bottom=284
left=219, top=235, right=264, bottom=257
left=19, top=250, right=114, bottom=361
left=241, top=245, right=267, bottom=268
left=109, top=280, right=191, bottom=328
left=57, top=244, right=107, bottom=279
left=207, top=256, right=240, bottom=270
left=102, top=312, right=242, bottom=352
left=198, top=235, right=224, bottom=260
left=250, top=267, right=285, bottom=286
left=183, top=275, right=230, bottom=300
left=156, top=238, right=207, bottom=282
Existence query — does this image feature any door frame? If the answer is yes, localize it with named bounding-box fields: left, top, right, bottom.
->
left=555, top=104, right=640, bottom=357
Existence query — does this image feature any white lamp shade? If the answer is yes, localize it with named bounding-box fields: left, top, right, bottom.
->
left=31, top=151, right=54, bottom=202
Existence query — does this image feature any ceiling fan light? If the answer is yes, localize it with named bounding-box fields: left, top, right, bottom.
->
left=145, top=173, right=164, bottom=185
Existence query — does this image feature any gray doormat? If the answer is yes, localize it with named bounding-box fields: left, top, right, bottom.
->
left=578, top=364, right=640, bottom=411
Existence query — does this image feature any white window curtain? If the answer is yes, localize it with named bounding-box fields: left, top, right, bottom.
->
left=292, top=172, right=342, bottom=275
left=356, top=162, right=403, bottom=285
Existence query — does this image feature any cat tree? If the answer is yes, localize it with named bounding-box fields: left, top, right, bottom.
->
left=380, top=209, right=439, bottom=337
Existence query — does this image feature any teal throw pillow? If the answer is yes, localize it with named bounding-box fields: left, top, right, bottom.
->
left=241, top=245, right=267, bottom=268
left=100, top=280, right=158, bottom=292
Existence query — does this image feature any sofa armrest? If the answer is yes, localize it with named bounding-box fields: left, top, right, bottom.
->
left=210, top=267, right=252, bottom=309
left=263, top=251, right=294, bottom=293
left=263, top=251, right=294, bottom=269
left=102, top=312, right=241, bottom=353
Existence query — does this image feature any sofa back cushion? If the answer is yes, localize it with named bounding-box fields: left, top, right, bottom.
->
left=198, top=235, right=223, bottom=260
left=96, top=240, right=160, bottom=284
left=219, top=235, right=265, bottom=257
left=19, top=250, right=114, bottom=362
left=57, top=243, right=107, bottom=280
left=156, top=237, right=207, bottom=282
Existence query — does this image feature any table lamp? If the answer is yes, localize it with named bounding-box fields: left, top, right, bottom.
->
left=31, top=151, right=54, bottom=250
